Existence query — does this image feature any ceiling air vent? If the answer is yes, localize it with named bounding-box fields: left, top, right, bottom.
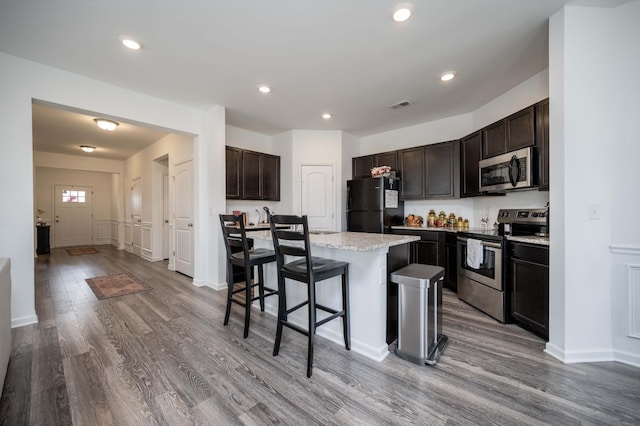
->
left=389, top=100, right=412, bottom=110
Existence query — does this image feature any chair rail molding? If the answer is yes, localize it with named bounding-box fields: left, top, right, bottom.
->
left=610, top=244, right=640, bottom=255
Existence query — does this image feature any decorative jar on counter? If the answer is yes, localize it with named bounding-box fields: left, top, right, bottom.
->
left=456, top=217, right=464, bottom=228
left=437, top=211, right=446, bottom=227
left=427, top=210, right=437, bottom=227
left=448, top=213, right=457, bottom=227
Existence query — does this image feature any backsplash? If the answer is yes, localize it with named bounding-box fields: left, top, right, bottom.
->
left=405, top=190, right=549, bottom=228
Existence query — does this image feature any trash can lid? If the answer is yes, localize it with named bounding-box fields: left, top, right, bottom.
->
left=390, top=264, right=444, bottom=289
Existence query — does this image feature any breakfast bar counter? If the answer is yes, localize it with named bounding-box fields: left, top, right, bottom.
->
left=250, top=231, right=419, bottom=361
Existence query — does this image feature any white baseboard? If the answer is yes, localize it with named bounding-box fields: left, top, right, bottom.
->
left=11, top=314, right=38, bottom=328
left=545, top=343, right=615, bottom=364
left=613, top=350, right=640, bottom=368
left=193, top=280, right=226, bottom=290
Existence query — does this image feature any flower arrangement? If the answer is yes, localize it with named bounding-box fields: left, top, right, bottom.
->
left=370, top=166, right=391, bottom=178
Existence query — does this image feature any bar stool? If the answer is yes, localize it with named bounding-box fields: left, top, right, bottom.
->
left=219, top=214, right=278, bottom=338
left=269, top=214, right=350, bottom=378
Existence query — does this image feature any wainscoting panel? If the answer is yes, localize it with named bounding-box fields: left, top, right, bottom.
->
left=142, top=222, right=152, bottom=261
left=94, top=220, right=111, bottom=245
left=629, top=264, right=640, bottom=339
left=124, top=221, right=133, bottom=253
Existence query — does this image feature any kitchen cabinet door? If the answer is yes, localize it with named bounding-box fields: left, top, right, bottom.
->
left=398, top=146, right=425, bottom=199
left=262, top=154, right=280, bottom=201
left=225, top=146, right=242, bottom=199
left=445, top=233, right=458, bottom=292
left=510, top=242, right=549, bottom=340
left=536, top=99, right=550, bottom=191
left=352, top=155, right=374, bottom=178
left=242, top=150, right=262, bottom=199
left=425, top=140, right=459, bottom=199
left=460, top=131, right=483, bottom=197
left=374, top=151, right=398, bottom=174
left=482, top=120, right=506, bottom=159
left=506, top=106, right=535, bottom=152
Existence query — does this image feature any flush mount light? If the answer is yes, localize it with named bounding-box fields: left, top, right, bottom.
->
left=322, top=113, right=332, bottom=119
left=93, top=118, right=119, bottom=131
left=393, top=3, right=413, bottom=22
left=121, top=38, right=142, bottom=50
left=258, top=85, right=271, bottom=94
left=80, top=145, right=96, bottom=153
left=440, top=72, right=456, bottom=82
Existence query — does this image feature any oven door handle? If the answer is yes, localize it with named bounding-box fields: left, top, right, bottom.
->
left=457, top=237, right=501, bottom=249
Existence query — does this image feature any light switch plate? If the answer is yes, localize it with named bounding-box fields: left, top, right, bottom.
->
left=588, top=204, right=600, bottom=220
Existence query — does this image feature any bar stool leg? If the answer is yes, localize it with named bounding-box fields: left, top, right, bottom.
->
left=243, top=267, right=252, bottom=338
left=258, top=265, right=266, bottom=312
left=273, top=277, right=286, bottom=356
left=342, top=268, right=351, bottom=350
left=224, top=263, right=234, bottom=326
left=307, top=281, right=317, bottom=378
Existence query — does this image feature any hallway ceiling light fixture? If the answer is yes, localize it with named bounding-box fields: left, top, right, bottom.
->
left=440, top=71, right=456, bottom=82
left=322, top=113, right=332, bottom=119
left=258, top=85, right=271, bottom=94
left=93, top=118, right=119, bottom=131
left=80, top=145, right=96, bottom=153
left=121, top=38, right=143, bottom=50
left=393, top=3, right=413, bottom=22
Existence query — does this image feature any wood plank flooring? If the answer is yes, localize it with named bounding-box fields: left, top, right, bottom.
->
left=1, top=245, right=639, bottom=425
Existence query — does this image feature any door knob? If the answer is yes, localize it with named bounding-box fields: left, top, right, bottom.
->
left=188, top=223, right=193, bottom=227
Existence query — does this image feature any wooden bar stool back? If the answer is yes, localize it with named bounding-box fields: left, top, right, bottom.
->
left=219, top=214, right=277, bottom=338
left=269, top=214, right=350, bottom=377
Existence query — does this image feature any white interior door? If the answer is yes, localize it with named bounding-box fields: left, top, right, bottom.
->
left=301, top=164, right=335, bottom=231
left=163, top=173, right=170, bottom=260
left=54, top=185, right=93, bottom=247
left=131, top=178, right=142, bottom=256
left=174, top=160, right=194, bottom=277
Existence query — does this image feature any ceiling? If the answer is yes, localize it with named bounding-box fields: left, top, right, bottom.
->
left=0, top=0, right=630, bottom=161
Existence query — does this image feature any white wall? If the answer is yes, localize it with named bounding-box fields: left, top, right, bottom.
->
left=34, top=166, right=113, bottom=245
left=547, top=2, right=640, bottom=366
left=0, top=52, right=223, bottom=327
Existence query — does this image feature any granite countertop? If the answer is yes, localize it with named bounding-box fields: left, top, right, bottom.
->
left=392, top=225, right=485, bottom=234
left=392, top=225, right=551, bottom=246
left=249, top=231, right=420, bottom=252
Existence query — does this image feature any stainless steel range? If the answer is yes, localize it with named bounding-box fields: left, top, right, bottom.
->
left=456, top=207, right=548, bottom=323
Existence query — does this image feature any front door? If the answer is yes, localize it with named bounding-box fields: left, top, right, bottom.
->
left=301, top=164, right=335, bottom=231
left=174, top=160, right=194, bottom=277
left=54, top=185, right=93, bottom=247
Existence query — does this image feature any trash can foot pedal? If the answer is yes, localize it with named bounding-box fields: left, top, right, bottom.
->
left=425, top=335, right=448, bottom=366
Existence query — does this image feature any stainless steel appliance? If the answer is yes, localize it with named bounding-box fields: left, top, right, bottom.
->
left=346, top=177, right=404, bottom=233
left=457, top=233, right=505, bottom=322
left=456, top=206, right=549, bottom=323
left=479, top=147, right=536, bottom=192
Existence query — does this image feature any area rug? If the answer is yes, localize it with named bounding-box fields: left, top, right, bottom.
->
left=67, top=247, right=98, bottom=256
left=85, top=273, right=151, bottom=300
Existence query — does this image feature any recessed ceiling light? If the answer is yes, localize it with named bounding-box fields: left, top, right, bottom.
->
left=80, top=145, right=96, bottom=153
left=322, top=113, right=332, bottom=119
left=393, top=4, right=413, bottom=22
left=93, top=118, right=119, bottom=131
left=440, top=72, right=456, bottom=82
left=258, top=85, right=271, bottom=94
left=121, top=38, right=142, bottom=50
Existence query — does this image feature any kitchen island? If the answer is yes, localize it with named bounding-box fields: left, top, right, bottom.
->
left=250, top=231, right=419, bottom=361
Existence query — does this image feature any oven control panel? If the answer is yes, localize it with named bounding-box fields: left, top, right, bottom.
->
left=497, top=208, right=547, bottom=224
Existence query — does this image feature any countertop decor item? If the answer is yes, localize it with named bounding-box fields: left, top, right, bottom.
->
left=370, top=165, right=391, bottom=178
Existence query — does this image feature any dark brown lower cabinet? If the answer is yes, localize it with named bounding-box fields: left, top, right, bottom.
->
left=509, top=242, right=549, bottom=340
left=445, top=233, right=457, bottom=292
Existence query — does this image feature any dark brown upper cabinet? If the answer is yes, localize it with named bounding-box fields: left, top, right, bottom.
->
left=225, top=146, right=242, bottom=199
left=460, top=131, right=483, bottom=197
left=483, top=120, right=506, bottom=159
left=225, top=146, right=280, bottom=201
left=352, top=155, right=374, bottom=178
left=483, top=105, right=535, bottom=159
left=424, top=140, right=460, bottom=199
left=398, top=146, right=425, bottom=199
left=374, top=151, right=398, bottom=174
left=536, top=98, right=550, bottom=191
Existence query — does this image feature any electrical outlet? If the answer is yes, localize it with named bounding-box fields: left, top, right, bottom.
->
left=588, top=204, right=600, bottom=220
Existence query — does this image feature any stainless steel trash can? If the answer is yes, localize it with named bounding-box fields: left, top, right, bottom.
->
left=390, top=264, right=448, bottom=365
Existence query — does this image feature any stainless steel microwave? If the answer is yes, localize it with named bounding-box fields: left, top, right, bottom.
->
left=479, top=147, right=536, bottom=192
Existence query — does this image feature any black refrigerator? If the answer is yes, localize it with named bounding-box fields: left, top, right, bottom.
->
left=346, top=177, right=404, bottom=233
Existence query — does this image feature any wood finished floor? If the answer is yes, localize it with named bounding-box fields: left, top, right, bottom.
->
left=1, top=245, right=639, bottom=425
